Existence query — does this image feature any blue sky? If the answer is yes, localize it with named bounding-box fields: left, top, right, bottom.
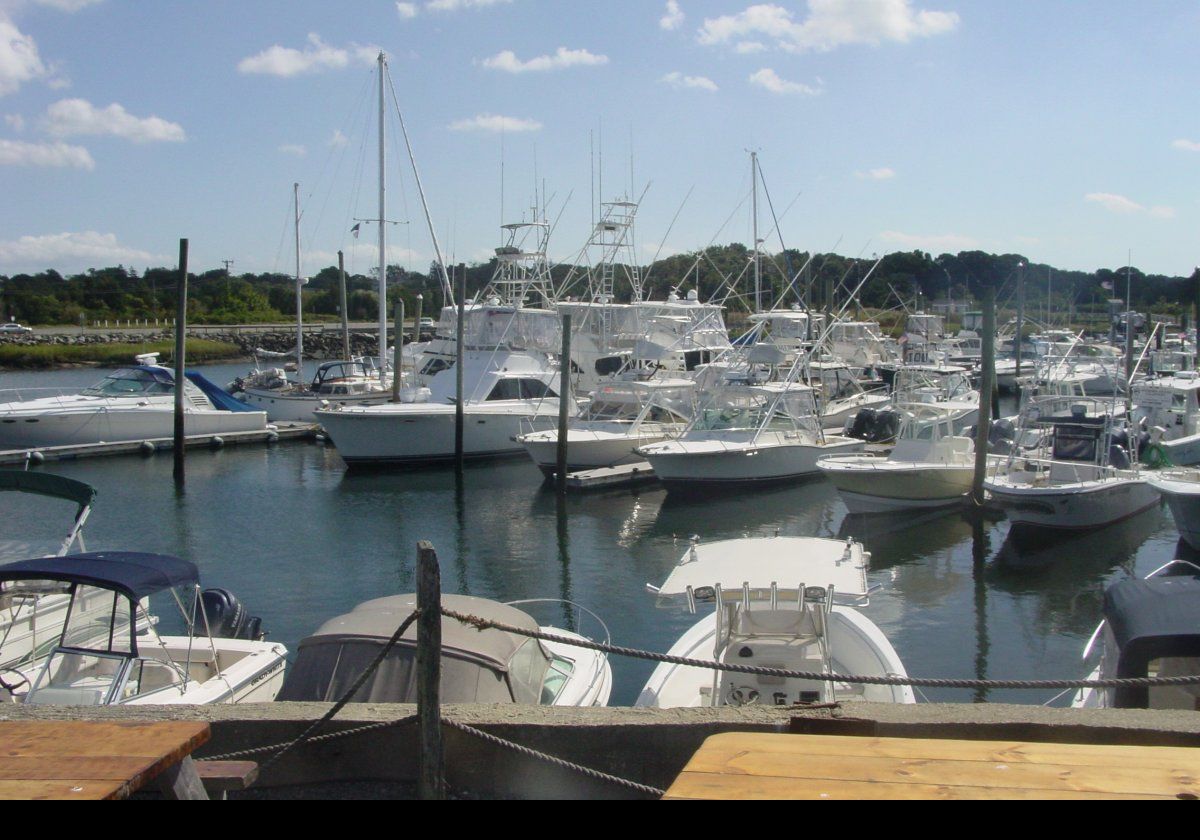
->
left=0, top=0, right=1196, bottom=280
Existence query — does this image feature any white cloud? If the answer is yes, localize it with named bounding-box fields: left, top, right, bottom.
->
left=329, top=129, right=348, bottom=147
left=1085, top=192, right=1175, bottom=219
left=661, top=71, right=717, bottom=92
left=882, top=230, right=978, bottom=251
left=278, top=144, right=306, bottom=157
left=1172, top=139, right=1200, bottom=152
left=32, top=0, right=103, bottom=11
left=0, top=16, right=45, bottom=97
left=856, top=167, right=895, bottom=180
left=396, top=2, right=418, bottom=18
left=4, top=112, right=23, bottom=130
left=427, top=0, right=512, bottom=11
left=0, top=137, right=93, bottom=169
left=448, top=113, right=542, bottom=133
left=482, top=47, right=608, bottom=73
left=0, top=231, right=158, bottom=269
left=42, top=98, right=185, bottom=143
left=238, top=33, right=378, bottom=77
left=748, top=67, right=819, bottom=95
left=699, top=1, right=960, bottom=54
left=736, top=41, right=768, bottom=53
left=660, top=0, right=684, bottom=31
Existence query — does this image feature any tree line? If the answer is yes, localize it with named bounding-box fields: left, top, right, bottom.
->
left=2, top=248, right=1197, bottom=326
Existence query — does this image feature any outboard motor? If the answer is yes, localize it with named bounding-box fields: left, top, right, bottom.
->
left=197, top=588, right=265, bottom=641
left=845, top=408, right=876, bottom=440
left=866, top=408, right=901, bottom=443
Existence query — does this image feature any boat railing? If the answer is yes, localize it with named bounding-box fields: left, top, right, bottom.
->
left=0, top=387, right=100, bottom=408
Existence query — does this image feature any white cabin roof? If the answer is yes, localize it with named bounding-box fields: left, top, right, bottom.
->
left=656, top=536, right=869, bottom=599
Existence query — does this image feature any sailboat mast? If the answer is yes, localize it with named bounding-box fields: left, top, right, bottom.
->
left=377, top=52, right=388, bottom=366
left=294, top=181, right=304, bottom=383
left=752, top=151, right=761, bottom=314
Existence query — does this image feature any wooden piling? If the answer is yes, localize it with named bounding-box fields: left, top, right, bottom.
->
left=416, top=540, right=444, bottom=800
left=338, top=251, right=351, bottom=363
left=973, top=288, right=996, bottom=507
left=391, top=300, right=404, bottom=402
left=556, top=314, right=572, bottom=492
left=173, top=239, right=188, bottom=484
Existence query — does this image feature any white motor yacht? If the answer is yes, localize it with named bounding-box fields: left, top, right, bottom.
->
left=0, top=354, right=267, bottom=450
left=890, top=364, right=979, bottom=433
left=238, top=358, right=395, bottom=423
left=635, top=382, right=864, bottom=486
left=818, top=405, right=976, bottom=513
left=279, top=593, right=611, bottom=707
left=0, top=552, right=287, bottom=705
left=636, top=536, right=914, bottom=708
left=517, top=378, right=694, bottom=475
left=1148, top=471, right=1200, bottom=550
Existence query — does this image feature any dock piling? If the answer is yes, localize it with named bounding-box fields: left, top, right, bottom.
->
left=173, top=238, right=188, bottom=484
left=416, top=541, right=445, bottom=800
left=556, top=314, right=572, bottom=492
left=973, top=288, right=995, bottom=507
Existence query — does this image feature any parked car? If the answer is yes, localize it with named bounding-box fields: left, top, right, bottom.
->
left=0, top=323, right=31, bottom=335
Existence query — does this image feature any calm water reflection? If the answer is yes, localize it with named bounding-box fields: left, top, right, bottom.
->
left=0, top=363, right=1184, bottom=705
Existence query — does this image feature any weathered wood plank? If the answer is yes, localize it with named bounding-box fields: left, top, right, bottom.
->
left=0, top=721, right=209, bottom=759
left=0, top=779, right=130, bottom=800
left=664, top=772, right=1173, bottom=801
left=683, top=749, right=1200, bottom=797
left=686, top=732, right=1200, bottom=768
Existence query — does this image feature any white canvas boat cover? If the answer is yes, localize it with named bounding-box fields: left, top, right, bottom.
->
left=655, top=537, right=870, bottom=601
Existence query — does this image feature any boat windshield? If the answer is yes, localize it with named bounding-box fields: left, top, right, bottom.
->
left=81, top=368, right=173, bottom=397
left=694, top=390, right=817, bottom=432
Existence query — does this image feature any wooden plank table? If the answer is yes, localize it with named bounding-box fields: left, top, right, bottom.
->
left=664, top=732, right=1200, bottom=800
left=0, top=721, right=211, bottom=800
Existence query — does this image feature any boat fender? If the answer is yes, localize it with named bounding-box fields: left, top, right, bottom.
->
left=210, top=436, right=224, bottom=449
left=138, top=440, right=155, bottom=456
left=25, top=451, right=44, bottom=465
left=1109, top=444, right=1131, bottom=470
left=1144, top=443, right=1172, bottom=470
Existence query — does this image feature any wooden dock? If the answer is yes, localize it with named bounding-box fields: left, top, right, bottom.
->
left=0, top=423, right=320, bottom=466
left=664, top=732, right=1200, bottom=800
left=563, top=461, right=659, bottom=490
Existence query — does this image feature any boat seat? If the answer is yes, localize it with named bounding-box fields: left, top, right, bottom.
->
left=24, top=686, right=105, bottom=705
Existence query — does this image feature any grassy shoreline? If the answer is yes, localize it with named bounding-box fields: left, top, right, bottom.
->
left=0, top=340, right=247, bottom=371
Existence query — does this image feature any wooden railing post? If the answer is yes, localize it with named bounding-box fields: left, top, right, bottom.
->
left=416, top=540, right=444, bottom=800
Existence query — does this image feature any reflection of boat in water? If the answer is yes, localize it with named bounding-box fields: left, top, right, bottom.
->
left=994, top=504, right=1167, bottom=572
left=648, top=478, right=837, bottom=543
left=279, top=593, right=611, bottom=707
left=637, top=536, right=914, bottom=708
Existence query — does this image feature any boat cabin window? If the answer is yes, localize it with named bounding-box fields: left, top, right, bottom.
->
left=507, top=638, right=552, bottom=705
left=1051, top=423, right=1101, bottom=463
left=486, top=379, right=556, bottom=401
left=420, top=357, right=454, bottom=377
left=81, top=368, right=173, bottom=397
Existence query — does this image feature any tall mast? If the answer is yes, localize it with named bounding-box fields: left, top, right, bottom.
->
left=294, top=181, right=304, bottom=383
left=377, top=52, right=388, bottom=366
left=752, top=151, right=761, bottom=314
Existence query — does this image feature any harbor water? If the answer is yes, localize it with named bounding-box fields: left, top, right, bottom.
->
left=0, top=363, right=1186, bottom=707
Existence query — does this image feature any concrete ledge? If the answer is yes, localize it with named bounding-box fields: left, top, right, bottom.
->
left=4, top=703, right=1200, bottom=799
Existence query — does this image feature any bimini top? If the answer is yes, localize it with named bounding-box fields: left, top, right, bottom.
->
left=0, top=470, right=96, bottom=513
left=1104, top=574, right=1200, bottom=707
left=655, top=536, right=870, bottom=603
left=0, top=552, right=199, bottom=601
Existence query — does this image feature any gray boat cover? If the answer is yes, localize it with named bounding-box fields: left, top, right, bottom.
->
left=278, top=594, right=551, bottom=704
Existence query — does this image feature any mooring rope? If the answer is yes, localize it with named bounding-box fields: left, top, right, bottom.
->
left=440, top=606, right=1200, bottom=691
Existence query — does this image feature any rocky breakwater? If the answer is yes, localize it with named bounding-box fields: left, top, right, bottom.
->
left=0, top=327, right=393, bottom=361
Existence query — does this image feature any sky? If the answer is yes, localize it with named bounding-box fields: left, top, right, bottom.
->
left=0, top=0, right=1197, bottom=281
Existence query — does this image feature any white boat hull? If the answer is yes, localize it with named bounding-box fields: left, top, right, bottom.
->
left=519, top=426, right=674, bottom=474
left=317, top=402, right=562, bottom=466
left=986, top=474, right=1160, bottom=530
left=638, top=434, right=865, bottom=486
left=0, top=403, right=267, bottom=450
left=241, top=388, right=393, bottom=423
left=819, top=457, right=974, bottom=513
left=1149, top=474, right=1200, bottom=550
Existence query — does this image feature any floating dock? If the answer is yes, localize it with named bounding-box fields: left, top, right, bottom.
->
left=0, top=423, right=320, bottom=466
left=563, top=461, right=659, bottom=490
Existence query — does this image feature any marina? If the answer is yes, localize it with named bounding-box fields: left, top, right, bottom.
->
left=0, top=363, right=1189, bottom=711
